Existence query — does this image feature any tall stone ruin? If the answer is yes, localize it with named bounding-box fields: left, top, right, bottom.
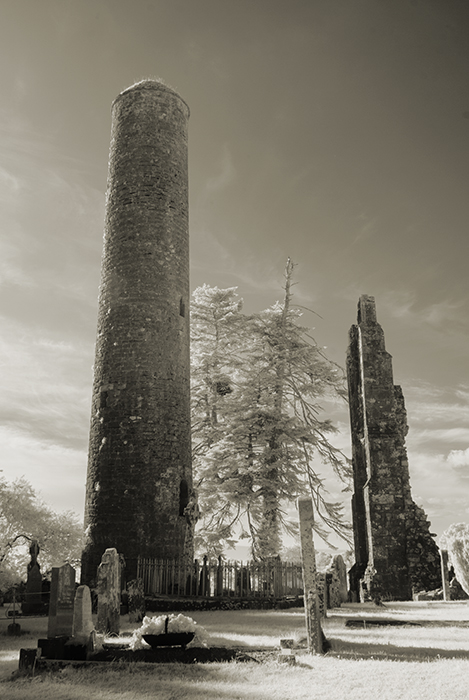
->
left=82, top=80, right=193, bottom=585
left=347, top=295, right=440, bottom=601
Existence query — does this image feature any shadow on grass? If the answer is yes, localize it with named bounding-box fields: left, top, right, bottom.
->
left=3, top=662, right=280, bottom=700
left=327, top=638, right=469, bottom=662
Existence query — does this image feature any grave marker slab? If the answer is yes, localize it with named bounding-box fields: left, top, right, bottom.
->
left=97, top=548, right=120, bottom=634
left=72, top=585, right=95, bottom=644
left=47, top=564, right=76, bottom=638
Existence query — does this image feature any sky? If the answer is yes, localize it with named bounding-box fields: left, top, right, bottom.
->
left=0, top=0, right=468, bottom=554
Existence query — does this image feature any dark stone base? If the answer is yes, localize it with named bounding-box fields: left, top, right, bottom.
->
left=345, top=618, right=421, bottom=628
left=91, top=646, right=251, bottom=664
left=38, top=637, right=88, bottom=661
left=21, top=603, right=48, bottom=616
left=21, top=644, right=256, bottom=672
left=144, top=596, right=303, bottom=613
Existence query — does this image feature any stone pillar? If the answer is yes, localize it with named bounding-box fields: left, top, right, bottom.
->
left=297, top=497, right=323, bottom=654
left=82, top=80, right=192, bottom=585
left=48, top=564, right=76, bottom=638
left=97, top=548, right=120, bottom=635
left=440, top=549, right=450, bottom=601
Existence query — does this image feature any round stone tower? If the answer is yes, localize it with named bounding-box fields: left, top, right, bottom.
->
left=81, top=80, right=192, bottom=584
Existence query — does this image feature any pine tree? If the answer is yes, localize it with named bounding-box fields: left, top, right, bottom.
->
left=190, top=263, right=352, bottom=560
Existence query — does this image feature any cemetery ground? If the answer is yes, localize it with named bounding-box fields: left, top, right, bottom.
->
left=1, top=601, right=468, bottom=699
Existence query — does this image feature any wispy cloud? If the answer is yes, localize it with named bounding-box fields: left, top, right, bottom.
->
left=0, top=314, right=92, bottom=452
left=381, top=290, right=467, bottom=332
left=205, top=144, right=236, bottom=193
left=404, top=383, right=469, bottom=464
left=352, top=215, right=379, bottom=244
left=0, top=110, right=104, bottom=303
left=0, top=425, right=86, bottom=517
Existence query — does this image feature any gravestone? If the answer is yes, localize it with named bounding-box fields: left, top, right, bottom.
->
left=328, top=555, right=348, bottom=608
left=297, top=497, right=323, bottom=654
left=72, top=585, right=94, bottom=644
left=47, top=563, right=76, bottom=638
left=22, top=540, right=43, bottom=615
left=127, top=579, right=145, bottom=623
left=97, top=548, right=120, bottom=634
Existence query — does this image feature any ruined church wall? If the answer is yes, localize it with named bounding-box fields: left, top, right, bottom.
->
left=347, top=295, right=440, bottom=600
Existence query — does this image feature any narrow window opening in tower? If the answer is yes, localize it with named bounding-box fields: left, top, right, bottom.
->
left=179, top=298, right=185, bottom=317
left=179, top=479, right=189, bottom=516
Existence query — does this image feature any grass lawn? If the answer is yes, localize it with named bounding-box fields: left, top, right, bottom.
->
left=1, top=601, right=468, bottom=699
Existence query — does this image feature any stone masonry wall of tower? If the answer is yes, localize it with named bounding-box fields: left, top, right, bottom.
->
left=81, top=81, right=192, bottom=585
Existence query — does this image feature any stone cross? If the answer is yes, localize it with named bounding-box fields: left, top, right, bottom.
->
left=72, top=585, right=95, bottom=644
left=97, top=548, right=120, bottom=634
left=297, top=497, right=323, bottom=654
left=22, top=539, right=43, bottom=615
left=47, top=563, right=76, bottom=638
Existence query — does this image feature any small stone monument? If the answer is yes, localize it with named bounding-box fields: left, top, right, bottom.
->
left=97, top=548, right=120, bottom=634
left=278, top=638, right=296, bottom=665
left=22, top=540, right=43, bottom=615
left=127, top=579, right=145, bottom=623
left=328, top=555, right=348, bottom=608
left=297, top=497, right=323, bottom=654
left=47, top=563, right=76, bottom=638
left=72, top=585, right=95, bottom=645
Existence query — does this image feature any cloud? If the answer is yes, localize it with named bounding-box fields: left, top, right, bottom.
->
left=402, top=383, right=469, bottom=452
left=381, top=290, right=467, bottom=332
left=352, top=215, right=379, bottom=244
left=205, top=144, right=236, bottom=193
left=406, top=448, right=469, bottom=535
left=0, top=314, right=92, bottom=452
left=0, top=109, right=104, bottom=304
left=0, top=425, right=86, bottom=517
left=410, top=427, right=469, bottom=446
left=0, top=165, right=21, bottom=196
left=447, top=448, right=469, bottom=479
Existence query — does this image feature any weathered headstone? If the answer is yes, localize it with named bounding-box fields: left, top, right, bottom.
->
left=22, top=540, right=43, bottom=615
left=47, top=564, right=76, bottom=638
left=297, top=497, right=323, bottom=654
left=97, top=548, right=120, bottom=634
left=328, top=554, right=348, bottom=608
left=278, top=638, right=296, bottom=665
left=127, top=579, right=145, bottom=623
left=72, top=585, right=94, bottom=644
